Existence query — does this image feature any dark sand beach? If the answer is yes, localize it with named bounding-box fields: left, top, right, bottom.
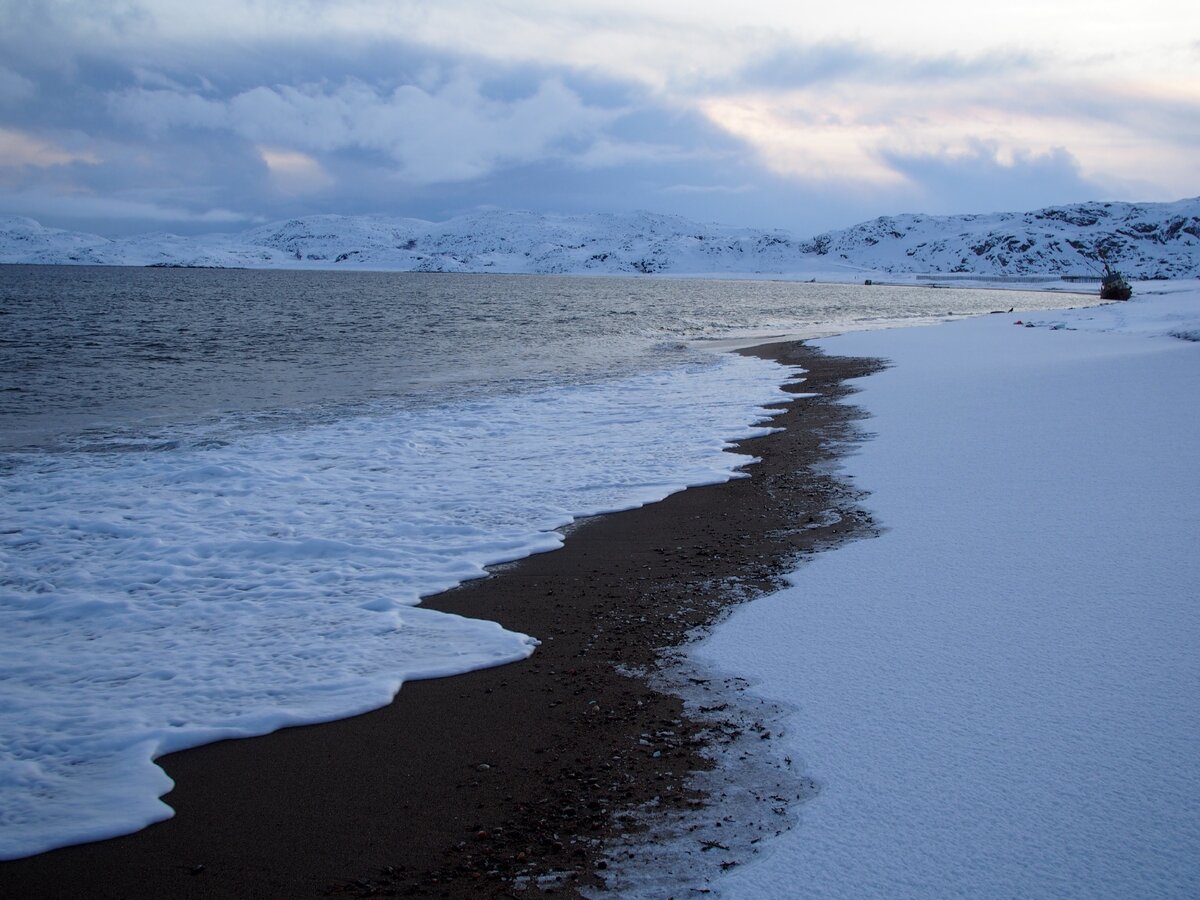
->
left=0, top=342, right=882, bottom=898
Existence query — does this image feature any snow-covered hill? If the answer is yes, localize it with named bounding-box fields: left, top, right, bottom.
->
left=0, top=210, right=811, bottom=275
left=0, top=217, right=113, bottom=265
left=239, top=209, right=811, bottom=275
left=801, top=198, right=1200, bottom=279
left=2, top=198, right=1198, bottom=279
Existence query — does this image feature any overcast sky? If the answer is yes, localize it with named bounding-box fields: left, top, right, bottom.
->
left=1, top=0, right=1196, bottom=236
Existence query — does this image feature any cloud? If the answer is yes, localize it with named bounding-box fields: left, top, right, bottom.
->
left=0, top=66, right=35, bottom=104
left=699, top=94, right=911, bottom=187
left=699, top=74, right=1200, bottom=200
left=728, top=43, right=1034, bottom=92
left=569, top=138, right=722, bottom=170
left=0, top=128, right=97, bottom=168
left=258, top=146, right=333, bottom=195
left=882, top=144, right=1108, bottom=216
left=111, top=88, right=226, bottom=135
left=0, top=188, right=257, bottom=224
left=18, top=1, right=1187, bottom=94
left=661, top=183, right=756, bottom=195
left=112, top=75, right=618, bottom=184
left=1, top=0, right=1196, bottom=238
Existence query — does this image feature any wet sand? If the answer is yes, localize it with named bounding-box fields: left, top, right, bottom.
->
left=0, top=342, right=883, bottom=898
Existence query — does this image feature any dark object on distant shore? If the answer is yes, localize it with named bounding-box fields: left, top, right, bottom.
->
left=1100, top=265, right=1132, bottom=301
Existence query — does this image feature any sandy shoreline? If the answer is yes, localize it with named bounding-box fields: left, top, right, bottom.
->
left=0, top=342, right=882, bottom=898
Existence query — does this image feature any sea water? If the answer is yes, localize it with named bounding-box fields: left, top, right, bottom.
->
left=0, top=267, right=1078, bottom=858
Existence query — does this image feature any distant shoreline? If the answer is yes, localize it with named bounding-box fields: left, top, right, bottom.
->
left=0, top=257, right=1103, bottom=300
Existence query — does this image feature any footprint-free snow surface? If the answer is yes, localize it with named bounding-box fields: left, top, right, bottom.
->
left=695, top=283, right=1200, bottom=897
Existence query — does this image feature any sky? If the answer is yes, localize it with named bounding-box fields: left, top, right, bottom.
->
left=0, top=0, right=1197, bottom=237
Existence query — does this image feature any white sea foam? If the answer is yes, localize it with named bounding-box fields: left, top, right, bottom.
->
left=0, top=352, right=795, bottom=860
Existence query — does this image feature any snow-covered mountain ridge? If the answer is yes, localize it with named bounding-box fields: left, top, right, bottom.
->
left=803, top=197, right=1200, bottom=279
left=2, top=198, right=1198, bottom=279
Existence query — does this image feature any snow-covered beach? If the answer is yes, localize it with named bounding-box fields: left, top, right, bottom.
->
left=688, top=282, right=1200, bottom=897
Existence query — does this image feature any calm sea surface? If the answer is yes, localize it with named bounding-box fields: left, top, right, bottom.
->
left=0, top=265, right=1080, bottom=452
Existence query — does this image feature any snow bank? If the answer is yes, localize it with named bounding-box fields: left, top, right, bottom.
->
left=696, top=283, right=1200, bottom=897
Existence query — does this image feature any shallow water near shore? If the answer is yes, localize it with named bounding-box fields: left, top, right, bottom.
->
left=0, top=267, right=1084, bottom=859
